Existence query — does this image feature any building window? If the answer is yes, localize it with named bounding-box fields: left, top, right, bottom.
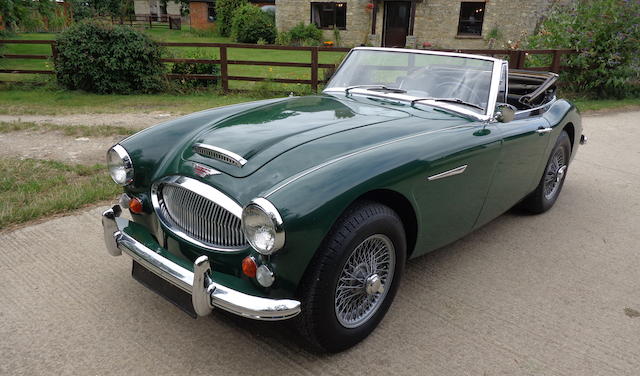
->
left=208, top=3, right=216, bottom=22
left=457, top=2, right=485, bottom=36
left=311, top=2, right=347, bottom=30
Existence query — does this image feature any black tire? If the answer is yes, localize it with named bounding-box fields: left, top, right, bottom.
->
left=295, top=201, right=406, bottom=353
left=520, top=130, right=571, bottom=214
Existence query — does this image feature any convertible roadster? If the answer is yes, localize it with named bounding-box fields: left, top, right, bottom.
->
left=102, top=48, right=585, bottom=352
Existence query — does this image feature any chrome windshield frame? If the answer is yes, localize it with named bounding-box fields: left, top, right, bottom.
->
left=323, top=47, right=504, bottom=122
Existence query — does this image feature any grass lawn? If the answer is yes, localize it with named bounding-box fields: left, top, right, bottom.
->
left=0, top=158, right=120, bottom=230
left=0, top=28, right=348, bottom=90
left=0, top=121, right=140, bottom=136
left=0, top=88, right=269, bottom=115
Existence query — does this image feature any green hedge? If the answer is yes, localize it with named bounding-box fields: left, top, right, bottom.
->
left=55, top=21, right=165, bottom=94
left=215, top=0, right=247, bottom=37
left=231, top=4, right=276, bottom=44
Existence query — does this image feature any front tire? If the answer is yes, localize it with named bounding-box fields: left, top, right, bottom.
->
left=295, top=201, right=406, bottom=352
left=521, top=130, right=571, bottom=213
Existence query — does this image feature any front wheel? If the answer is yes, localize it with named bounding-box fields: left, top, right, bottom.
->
left=295, top=201, right=406, bottom=352
left=520, top=130, right=571, bottom=213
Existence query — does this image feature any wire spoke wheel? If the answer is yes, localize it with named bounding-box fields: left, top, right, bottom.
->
left=334, top=234, right=396, bottom=328
left=543, top=148, right=567, bottom=200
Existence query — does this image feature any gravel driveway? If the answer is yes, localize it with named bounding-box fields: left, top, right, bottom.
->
left=1, top=111, right=639, bottom=375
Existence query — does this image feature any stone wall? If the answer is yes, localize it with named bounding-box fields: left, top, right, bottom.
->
left=134, top=0, right=181, bottom=16
left=276, top=0, right=573, bottom=48
left=275, top=0, right=373, bottom=47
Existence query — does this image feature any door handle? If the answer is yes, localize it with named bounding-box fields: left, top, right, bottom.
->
left=536, top=127, right=553, bottom=134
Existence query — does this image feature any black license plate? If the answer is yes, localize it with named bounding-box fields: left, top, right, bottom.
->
left=131, top=260, right=197, bottom=318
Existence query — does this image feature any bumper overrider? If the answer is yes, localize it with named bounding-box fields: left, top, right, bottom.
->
left=101, top=204, right=301, bottom=320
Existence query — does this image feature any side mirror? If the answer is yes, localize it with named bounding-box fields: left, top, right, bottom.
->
left=494, top=105, right=515, bottom=123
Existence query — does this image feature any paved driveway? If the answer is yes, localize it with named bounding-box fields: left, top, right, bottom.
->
left=1, top=111, right=639, bottom=376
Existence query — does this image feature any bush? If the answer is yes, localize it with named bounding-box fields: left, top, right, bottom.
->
left=230, top=4, right=276, bottom=44
left=527, top=0, right=640, bottom=98
left=215, top=0, right=247, bottom=37
left=55, top=21, right=165, bottom=94
left=170, top=50, right=220, bottom=90
left=288, top=22, right=323, bottom=46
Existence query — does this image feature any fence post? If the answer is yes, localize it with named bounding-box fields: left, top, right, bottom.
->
left=551, top=50, right=561, bottom=73
left=149, top=15, right=152, bottom=29
left=51, top=41, right=58, bottom=65
left=311, top=47, right=319, bottom=93
left=220, top=46, right=229, bottom=93
left=517, top=51, right=526, bottom=69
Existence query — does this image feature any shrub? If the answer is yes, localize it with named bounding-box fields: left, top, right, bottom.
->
left=527, top=0, right=640, bottom=98
left=170, top=50, right=220, bottom=89
left=55, top=21, right=165, bottom=94
left=215, top=0, right=247, bottom=37
left=230, top=4, right=276, bottom=44
left=288, top=22, right=323, bottom=46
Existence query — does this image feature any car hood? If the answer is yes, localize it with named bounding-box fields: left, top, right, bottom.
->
left=183, top=95, right=410, bottom=178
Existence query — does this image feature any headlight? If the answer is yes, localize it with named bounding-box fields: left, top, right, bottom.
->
left=241, top=198, right=285, bottom=255
left=107, top=145, right=134, bottom=186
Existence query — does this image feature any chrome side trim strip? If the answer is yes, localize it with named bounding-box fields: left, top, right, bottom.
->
left=102, top=205, right=302, bottom=320
left=193, top=143, right=247, bottom=167
left=265, top=124, right=471, bottom=197
left=427, top=165, right=468, bottom=181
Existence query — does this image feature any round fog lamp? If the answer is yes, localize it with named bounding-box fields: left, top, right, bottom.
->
left=256, top=265, right=275, bottom=287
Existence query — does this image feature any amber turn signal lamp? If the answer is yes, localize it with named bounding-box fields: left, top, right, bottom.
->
left=242, top=256, right=257, bottom=278
left=129, top=197, right=144, bottom=214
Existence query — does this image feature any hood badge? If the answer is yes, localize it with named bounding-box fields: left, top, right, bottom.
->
left=193, top=143, right=247, bottom=167
left=193, top=163, right=221, bottom=178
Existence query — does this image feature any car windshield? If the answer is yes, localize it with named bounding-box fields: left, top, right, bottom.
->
left=326, top=49, right=495, bottom=114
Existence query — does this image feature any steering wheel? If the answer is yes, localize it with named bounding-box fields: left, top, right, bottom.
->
left=434, top=82, right=484, bottom=106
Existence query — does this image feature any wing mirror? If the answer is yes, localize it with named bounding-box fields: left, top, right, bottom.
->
left=494, top=105, right=515, bottom=123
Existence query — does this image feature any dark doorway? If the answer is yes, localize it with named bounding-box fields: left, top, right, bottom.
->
left=383, top=1, right=411, bottom=47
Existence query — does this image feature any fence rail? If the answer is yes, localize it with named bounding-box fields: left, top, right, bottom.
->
left=0, top=40, right=577, bottom=92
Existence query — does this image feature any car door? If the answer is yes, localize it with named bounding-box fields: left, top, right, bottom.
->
left=411, top=121, right=503, bottom=255
left=474, top=114, right=552, bottom=228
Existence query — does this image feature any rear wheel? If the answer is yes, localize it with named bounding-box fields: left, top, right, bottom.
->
left=296, top=201, right=406, bottom=353
left=521, top=130, right=571, bottom=213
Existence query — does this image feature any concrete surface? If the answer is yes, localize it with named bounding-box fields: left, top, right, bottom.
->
left=1, top=111, right=639, bottom=376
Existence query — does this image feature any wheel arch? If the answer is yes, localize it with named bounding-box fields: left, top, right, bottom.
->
left=563, top=122, right=575, bottom=150
left=356, top=189, right=418, bottom=258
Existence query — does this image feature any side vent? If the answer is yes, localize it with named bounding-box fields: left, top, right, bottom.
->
left=192, top=144, right=247, bottom=167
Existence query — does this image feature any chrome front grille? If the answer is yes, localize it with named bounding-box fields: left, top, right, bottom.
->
left=152, top=176, right=247, bottom=251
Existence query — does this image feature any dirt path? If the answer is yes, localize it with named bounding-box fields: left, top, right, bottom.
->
left=0, top=112, right=180, bottom=128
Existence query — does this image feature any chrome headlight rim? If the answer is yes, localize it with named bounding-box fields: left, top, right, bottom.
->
left=241, top=197, right=285, bottom=255
left=107, top=144, right=134, bottom=186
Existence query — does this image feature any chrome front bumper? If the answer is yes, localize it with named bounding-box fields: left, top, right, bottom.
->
left=101, top=205, right=301, bottom=320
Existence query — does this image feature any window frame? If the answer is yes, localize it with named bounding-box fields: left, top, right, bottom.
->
left=207, top=2, right=216, bottom=23
left=310, top=2, right=347, bottom=30
left=456, top=1, right=486, bottom=37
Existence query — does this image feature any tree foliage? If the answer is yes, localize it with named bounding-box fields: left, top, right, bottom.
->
left=55, top=21, right=165, bottom=94
left=215, top=0, right=247, bottom=37
left=527, top=0, right=640, bottom=98
left=0, top=0, right=62, bottom=31
left=230, top=4, right=276, bottom=44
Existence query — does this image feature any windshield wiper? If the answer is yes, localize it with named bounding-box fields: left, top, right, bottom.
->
left=411, top=97, right=485, bottom=111
left=345, top=85, right=407, bottom=94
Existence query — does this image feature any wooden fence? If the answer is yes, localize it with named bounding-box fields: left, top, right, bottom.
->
left=0, top=40, right=576, bottom=92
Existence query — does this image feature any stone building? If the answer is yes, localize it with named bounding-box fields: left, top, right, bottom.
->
left=276, top=0, right=569, bottom=48
left=134, top=0, right=182, bottom=19
left=189, top=0, right=275, bottom=30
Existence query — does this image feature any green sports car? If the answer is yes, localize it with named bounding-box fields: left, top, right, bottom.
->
left=102, top=47, right=585, bottom=352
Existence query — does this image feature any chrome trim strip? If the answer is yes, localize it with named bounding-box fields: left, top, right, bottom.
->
left=151, top=175, right=246, bottom=252
left=265, top=123, right=471, bottom=197
left=193, top=143, right=247, bottom=167
left=102, top=205, right=301, bottom=320
left=427, top=165, right=468, bottom=181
